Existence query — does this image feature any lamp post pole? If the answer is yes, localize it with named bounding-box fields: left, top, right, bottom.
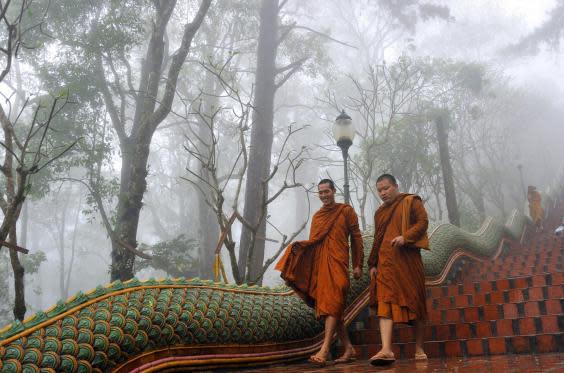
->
left=333, top=110, right=354, bottom=205
left=517, top=164, right=526, bottom=200
left=338, top=139, right=352, bottom=204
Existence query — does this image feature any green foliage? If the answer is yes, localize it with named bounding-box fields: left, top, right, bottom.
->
left=20, top=250, right=46, bottom=274
left=135, top=235, right=200, bottom=278
left=379, top=0, right=453, bottom=33
left=0, top=253, right=11, bottom=325
left=458, top=200, right=482, bottom=232
left=505, top=0, right=564, bottom=55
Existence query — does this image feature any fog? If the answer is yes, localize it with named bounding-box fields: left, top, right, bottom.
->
left=0, top=0, right=563, bottom=324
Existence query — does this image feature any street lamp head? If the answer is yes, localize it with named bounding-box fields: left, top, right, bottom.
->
left=332, top=109, right=355, bottom=148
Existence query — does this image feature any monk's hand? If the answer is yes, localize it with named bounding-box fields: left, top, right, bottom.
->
left=391, top=235, right=405, bottom=248
left=353, top=267, right=362, bottom=279
left=369, top=267, right=377, bottom=280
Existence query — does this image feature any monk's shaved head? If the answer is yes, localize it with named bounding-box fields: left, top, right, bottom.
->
left=318, top=178, right=336, bottom=191
left=376, top=174, right=399, bottom=205
left=376, top=174, right=398, bottom=186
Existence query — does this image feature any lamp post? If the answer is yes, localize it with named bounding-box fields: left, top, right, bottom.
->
left=332, top=110, right=355, bottom=204
left=517, top=164, right=526, bottom=200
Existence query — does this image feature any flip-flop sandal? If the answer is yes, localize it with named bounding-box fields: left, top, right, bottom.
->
left=308, top=355, right=335, bottom=367
left=415, top=352, right=428, bottom=360
left=335, top=350, right=358, bottom=364
left=334, top=356, right=357, bottom=364
left=369, top=353, right=396, bottom=366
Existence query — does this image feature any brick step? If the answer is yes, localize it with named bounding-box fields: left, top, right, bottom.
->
left=425, top=299, right=563, bottom=325
left=462, top=271, right=564, bottom=283
left=463, top=260, right=563, bottom=276
left=464, top=261, right=564, bottom=274
left=491, top=250, right=564, bottom=263
left=470, top=256, right=564, bottom=268
left=464, top=260, right=564, bottom=272
left=346, top=333, right=563, bottom=359
left=426, top=272, right=564, bottom=299
left=426, top=284, right=563, bottom=311
left=464, top=272, right=563, bottom=282
left=357, top=298, right=563, bottom=332
left=352, top=315, right=563, bottom=345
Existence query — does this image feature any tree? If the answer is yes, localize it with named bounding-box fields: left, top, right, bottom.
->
left=0, top=0, right=76, bottom=320
left=183, top=55, right=309, bottom=284
left=433, top=110, right=460, bottom=226
left=238, top=0, right=339, bottom=283
left=324, top=57, right=430, bottom=229
left=31, top=0, right=212, bottom=282
left=505, top=0, right=564, bottom=55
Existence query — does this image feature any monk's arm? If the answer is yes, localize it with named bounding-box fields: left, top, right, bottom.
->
left=403, top=198, right=429, bottom=244
left=346, top=207, right=364, bottom=269
left=367, top=228, right=379, bottom=268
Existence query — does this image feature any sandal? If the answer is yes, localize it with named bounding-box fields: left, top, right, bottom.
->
left=369, top=351, right=395, bottom=366
left=335, top=350, right=358, bottom=364
left=308, top=353, right=334, bottom=367
left=415, top=352, right=428, bottom=360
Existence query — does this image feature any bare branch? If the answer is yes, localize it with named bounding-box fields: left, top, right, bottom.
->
left=275, top=57, right=308, bottom=90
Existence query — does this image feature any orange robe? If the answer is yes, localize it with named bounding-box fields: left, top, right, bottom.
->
left=528, top=191, right=544, bottom=225
left=275, top=203, right=364, bottom=319
left=368, top=194, right=429, bottom=323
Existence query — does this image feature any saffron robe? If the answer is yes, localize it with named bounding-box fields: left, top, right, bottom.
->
left=275, top=203, right=364, bottom=319
left=528, top=190, right=544, bottom=225
left=368, top=194, right=429, bottom=323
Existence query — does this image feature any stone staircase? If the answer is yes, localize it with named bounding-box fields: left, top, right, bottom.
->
left=346, top=209, right=564, bottom=360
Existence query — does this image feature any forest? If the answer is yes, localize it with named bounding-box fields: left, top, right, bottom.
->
left=0, top=0, right=563, bottom=325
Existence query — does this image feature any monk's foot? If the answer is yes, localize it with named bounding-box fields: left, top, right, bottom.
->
left=335, top=347, right=357, bottom=364
left=369, top=350, right=395, bottom=366
left=308, top=350, right=333, bottom=367
left=414, top=347, right=427, bottom=361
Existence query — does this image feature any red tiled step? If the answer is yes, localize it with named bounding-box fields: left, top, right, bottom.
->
left=351, top=315, right=564, bottom=345
left=348, top=333, right=563, bottom=359
left=426, top=272, right=564, bottom=300
left=424, top=299, right=563, bottom=325
left=464, top=262, right=564, bottom=277
left=426, top=285, right=563, bottom=311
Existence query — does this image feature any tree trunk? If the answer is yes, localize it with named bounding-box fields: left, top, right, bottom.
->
left=65, top=194, right=81, bottom=297
left=195, top=56, right=220, bottom=280
left=238, top=0, right=279, bottom=284
left=111, top=142, right=150, bottom=281
left=435, top=114, right=460, bottom=226
left=108, top=0, right=211, bottom=281
left=8, top=227, right=25, bottom=321
left=58, top=196, right=70, bottom=299
left=19, top=201, right=28, bottom=247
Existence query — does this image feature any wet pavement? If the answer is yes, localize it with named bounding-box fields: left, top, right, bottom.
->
left=220, top=353, right=564, bottom=372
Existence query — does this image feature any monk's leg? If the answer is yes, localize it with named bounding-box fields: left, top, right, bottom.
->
left=311, top=316, right=337, bottom=361
left=415, top=320, right=426, bottom=356
left=335, top=320, right=356, bottom=360
left=369, top=317, right=394, bottom=361
left=380, top=317, right=393, bottom=352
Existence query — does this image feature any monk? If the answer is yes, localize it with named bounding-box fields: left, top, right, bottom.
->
left=368, top=174, right=429, bottom=366
left=528, top=186, right=544, bottom=232
left=275, top=179, right=363, bottom=366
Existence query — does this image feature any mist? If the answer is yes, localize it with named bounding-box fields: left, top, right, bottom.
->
left=0, top=0, right=563, bottom=324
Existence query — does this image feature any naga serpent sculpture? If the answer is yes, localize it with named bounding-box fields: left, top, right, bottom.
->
left=0, top=204, right=538, bottom=372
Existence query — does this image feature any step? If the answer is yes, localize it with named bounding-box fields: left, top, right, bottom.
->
left=426, top=284, right=564, bottom=311
left=464, top=260, right=564, bottom=274
left=463, top=270, right=564, bottom=282
left=465, top=258, right=564, bottom=271
left=352, top=315, right=564, bottom=345
left=426, top=272, right=564, bottom=299
left=426, top=299, right=563, bottom=325
left=347, top=333, right=563, bottom=359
